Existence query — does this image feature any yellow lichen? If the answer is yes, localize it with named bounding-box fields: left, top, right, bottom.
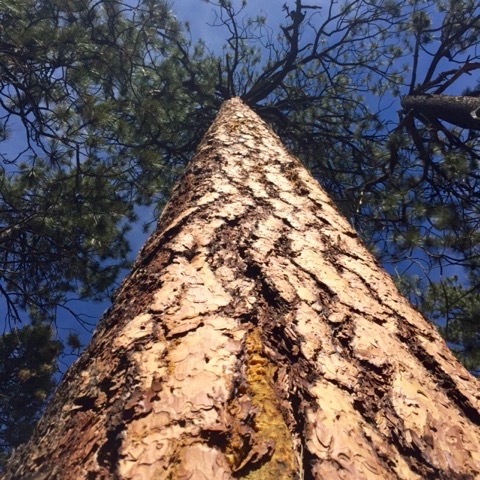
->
left=240, top=328, right=298, bottom=479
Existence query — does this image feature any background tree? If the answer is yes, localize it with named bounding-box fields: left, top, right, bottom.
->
left=0, top=324, right=61, bottom=469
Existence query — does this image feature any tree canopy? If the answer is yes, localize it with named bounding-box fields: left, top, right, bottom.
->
left=1, top=0, right=480, bottom=464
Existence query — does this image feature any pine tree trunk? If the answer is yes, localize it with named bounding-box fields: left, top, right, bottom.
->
left=4, top=98, right=480, bottom=479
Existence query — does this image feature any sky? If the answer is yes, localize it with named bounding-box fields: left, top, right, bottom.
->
left=177, top=0, right=284, bottom=40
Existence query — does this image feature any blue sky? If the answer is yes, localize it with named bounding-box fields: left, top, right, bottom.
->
left=178, top=0, right=283, bottom=36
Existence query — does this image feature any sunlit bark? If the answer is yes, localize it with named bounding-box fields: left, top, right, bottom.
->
left=4, top=98, right=480, bottom=480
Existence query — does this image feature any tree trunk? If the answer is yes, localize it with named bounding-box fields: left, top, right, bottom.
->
left=4, top=98, right=480, bottom=479
left=401, top=94, right=480, bottom=130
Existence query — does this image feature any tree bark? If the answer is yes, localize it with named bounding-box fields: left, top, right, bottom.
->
left=401, top=94, right=480, bottom=130
left=4, top=98, right=480, bottom=479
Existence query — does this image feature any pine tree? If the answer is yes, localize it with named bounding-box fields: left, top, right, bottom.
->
left=0, top=324, right=61, bottom=470
left=4, top=98, right=480, bottom=479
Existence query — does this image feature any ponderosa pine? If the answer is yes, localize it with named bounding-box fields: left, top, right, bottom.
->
left=4, top=98, right=480, bottom=479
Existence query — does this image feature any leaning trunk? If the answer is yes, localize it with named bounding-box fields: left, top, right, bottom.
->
left=4, top=98, right=480, bottom=479
left=401, top=94, right=480, bottom=130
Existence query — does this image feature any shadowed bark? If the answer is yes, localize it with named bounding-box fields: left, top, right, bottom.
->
left=402, top=95, right=480, bottom=130
left=4, top=98, right=480, bottom=479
